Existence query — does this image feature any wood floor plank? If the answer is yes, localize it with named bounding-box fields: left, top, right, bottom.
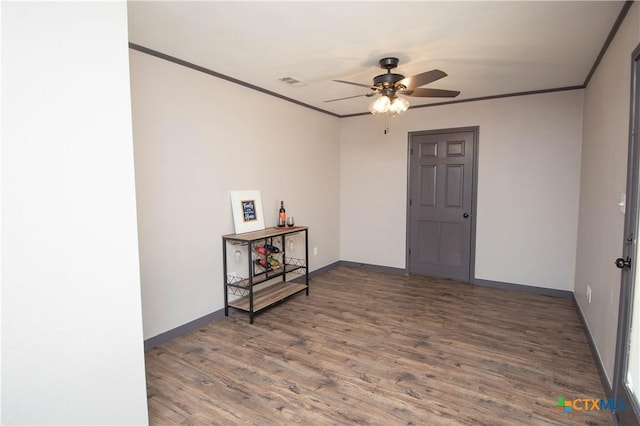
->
left=145, top=266, right=613, bottom=425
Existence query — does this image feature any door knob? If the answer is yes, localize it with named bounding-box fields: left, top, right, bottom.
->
left=463, top=213, right=469, bottom=218
left=615, top=257, right=632, bottom=269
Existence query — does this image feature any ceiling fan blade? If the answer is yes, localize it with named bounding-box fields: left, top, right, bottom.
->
left=324, top=93, right=369, bottom=103
left=400, top=88, right=460, bottom=98
left=333, top=79, right=376, bottom=90
left=397, top=70, right=447, bottom=89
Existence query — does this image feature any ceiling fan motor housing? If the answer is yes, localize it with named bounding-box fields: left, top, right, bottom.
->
left=375, top=58, right=405, bottom=91
left=373, top=73, right=405, bottom=88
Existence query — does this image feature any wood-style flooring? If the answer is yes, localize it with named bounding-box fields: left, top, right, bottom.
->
left=145, top=266, right=613, bottom=425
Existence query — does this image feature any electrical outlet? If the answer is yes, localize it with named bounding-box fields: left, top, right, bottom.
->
left=313, top=247, right=318, bottom=256
left=587, top=285, right=592, bottom=304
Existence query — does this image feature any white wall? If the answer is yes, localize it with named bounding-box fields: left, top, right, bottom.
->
left=2, top=2, right=148, bottom=424
left=575, top=1, right=640, bottom=385
left=129, top=51, right=341, bottom=339
left=340, top=90, right=584, bottom=291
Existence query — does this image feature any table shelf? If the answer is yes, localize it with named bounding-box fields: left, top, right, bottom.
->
left=228, top=282, right=308, bottom=312
left=227, top=260, right=307, bottom=289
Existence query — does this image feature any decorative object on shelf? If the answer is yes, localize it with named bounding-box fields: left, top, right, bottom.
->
left=287, top=216, right=295, bottom=227
left=265, top=244, right=280, bottom=253
left=278, top=200, right=286, bottom=227
left=255, top=258, right=272, bottom=271
left=267, top=256, right=280, bottom=268
left=256, top=246, right=270, bottom=255
left=230, top=190, right=265, bottom=234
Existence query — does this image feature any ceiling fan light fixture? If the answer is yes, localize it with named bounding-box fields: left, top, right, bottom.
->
left=329, top=58, right=459, bottom=116
left=389, top=96, right=410, bottom=115
left=369, top=95, right=391, bottom=115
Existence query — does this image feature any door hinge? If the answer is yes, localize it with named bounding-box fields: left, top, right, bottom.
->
left=408, top=248, right=411, bottom=255
left=410, top=148, right=414, bottom=155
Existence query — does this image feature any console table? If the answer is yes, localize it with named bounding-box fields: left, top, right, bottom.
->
left=222, top=226, right=309, bottom=323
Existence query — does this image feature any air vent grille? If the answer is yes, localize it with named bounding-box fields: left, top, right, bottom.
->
left=278, top=77, right=307, bottom=87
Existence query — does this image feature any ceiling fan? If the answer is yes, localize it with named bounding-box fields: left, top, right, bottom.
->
left=326, top=57, right=460, bottom=115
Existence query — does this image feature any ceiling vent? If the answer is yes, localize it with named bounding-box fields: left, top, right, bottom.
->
left=278, top=76, right=307, bottom=88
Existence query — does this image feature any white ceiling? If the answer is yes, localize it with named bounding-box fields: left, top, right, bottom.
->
left=127, top=1, right=626, bottom=117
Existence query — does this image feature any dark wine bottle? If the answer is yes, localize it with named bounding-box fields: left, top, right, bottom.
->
left=278, top=201, right=286, bottom=227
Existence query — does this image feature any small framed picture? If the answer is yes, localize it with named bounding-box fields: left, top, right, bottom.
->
left=230, top=190, right=265, bottom=234
left=241, top=200, right=257, bottom=222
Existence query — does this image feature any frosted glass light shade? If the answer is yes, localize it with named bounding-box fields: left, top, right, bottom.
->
left=368, top=95, right=390, bottom=114
left=389, top=96, right=410, bottom=115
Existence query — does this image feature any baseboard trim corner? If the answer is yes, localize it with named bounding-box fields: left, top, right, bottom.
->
left=144, top=309, right=226, bottom=352
left=572, top=294, right=612, bottom=397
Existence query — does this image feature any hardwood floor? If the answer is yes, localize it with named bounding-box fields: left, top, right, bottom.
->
left=145, top=266, right=613, bottom=425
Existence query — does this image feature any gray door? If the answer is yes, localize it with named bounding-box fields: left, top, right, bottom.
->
left=407, top=128, right=476, bottom=281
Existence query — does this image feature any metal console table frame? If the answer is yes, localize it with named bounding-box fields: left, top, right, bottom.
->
left=222, top=226, right=309, bottom=323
